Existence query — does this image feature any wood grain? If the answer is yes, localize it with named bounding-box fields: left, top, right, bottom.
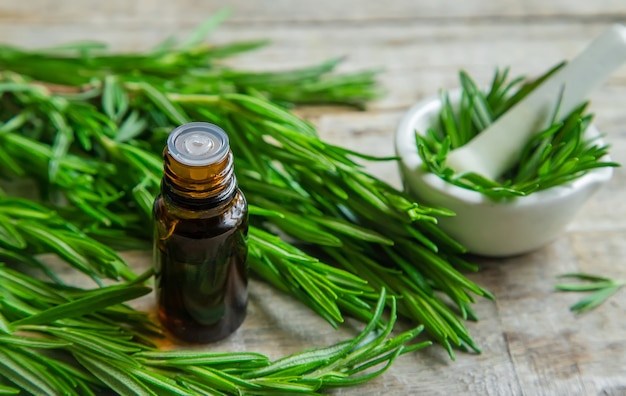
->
left=2, top=1, right=626, bottom=394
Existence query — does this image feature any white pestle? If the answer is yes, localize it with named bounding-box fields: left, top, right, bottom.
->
left=445, top=24, right=626, bottom=180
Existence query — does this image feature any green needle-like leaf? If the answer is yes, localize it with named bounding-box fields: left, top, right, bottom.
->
left=0, top=349, right=59, bottom=395
left=0, top=384, right=19, bottom=395
left=73, top=351, right=156, bottom=396
left=12, top=285, right=150, bottom=326
left=556, top=272, right=625, bottom=314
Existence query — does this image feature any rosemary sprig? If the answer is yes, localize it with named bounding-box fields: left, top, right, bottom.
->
left=415, top=65, right=620, bottom=199
left=174, top=92, right=492, bottom=356
left=555, top=273, right=625, bottom=313
left=0, top=14, right=489, bottom=360
left=0, top=195, right=133, bottom=283
left=0, top=268, right=428, bottom=395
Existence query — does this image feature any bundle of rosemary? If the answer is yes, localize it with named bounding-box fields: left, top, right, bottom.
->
left=0, top=267, right=430, bottom=395
left=0, top=11, right=490, bottom=394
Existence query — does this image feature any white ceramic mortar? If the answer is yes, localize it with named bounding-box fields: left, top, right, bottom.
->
left=395, top=90, right=614, bottom=257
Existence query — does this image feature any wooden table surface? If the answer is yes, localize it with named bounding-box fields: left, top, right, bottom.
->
left=2, top=1, right=626, bottom=395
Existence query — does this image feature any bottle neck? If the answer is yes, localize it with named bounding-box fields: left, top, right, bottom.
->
left=161, top=149, right=237, bottom=209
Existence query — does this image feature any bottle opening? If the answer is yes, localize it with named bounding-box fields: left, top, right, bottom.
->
left=167, top=122, right=230, bottom=166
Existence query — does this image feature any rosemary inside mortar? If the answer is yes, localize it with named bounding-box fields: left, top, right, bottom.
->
left=415, top=64, right=620, bottom=199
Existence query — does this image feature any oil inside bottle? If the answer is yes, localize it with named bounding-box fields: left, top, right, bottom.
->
left=153, top=122, right=248, bottom=343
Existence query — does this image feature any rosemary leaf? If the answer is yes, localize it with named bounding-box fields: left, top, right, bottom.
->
left=11, top=285, right=150, bottom=326
left=556, top=272, right=625, bottom=314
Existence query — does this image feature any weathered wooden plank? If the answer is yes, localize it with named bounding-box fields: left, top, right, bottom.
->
left=2, top=1, right=626, bottom=394
left=1, top=0, right=625, bottom=24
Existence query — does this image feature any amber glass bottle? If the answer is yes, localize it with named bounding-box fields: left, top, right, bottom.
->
left=153, top=122, right=248, bottom=343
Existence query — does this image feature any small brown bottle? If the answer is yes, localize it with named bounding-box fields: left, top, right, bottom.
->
left=153, top=122, right=248, bottom=343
